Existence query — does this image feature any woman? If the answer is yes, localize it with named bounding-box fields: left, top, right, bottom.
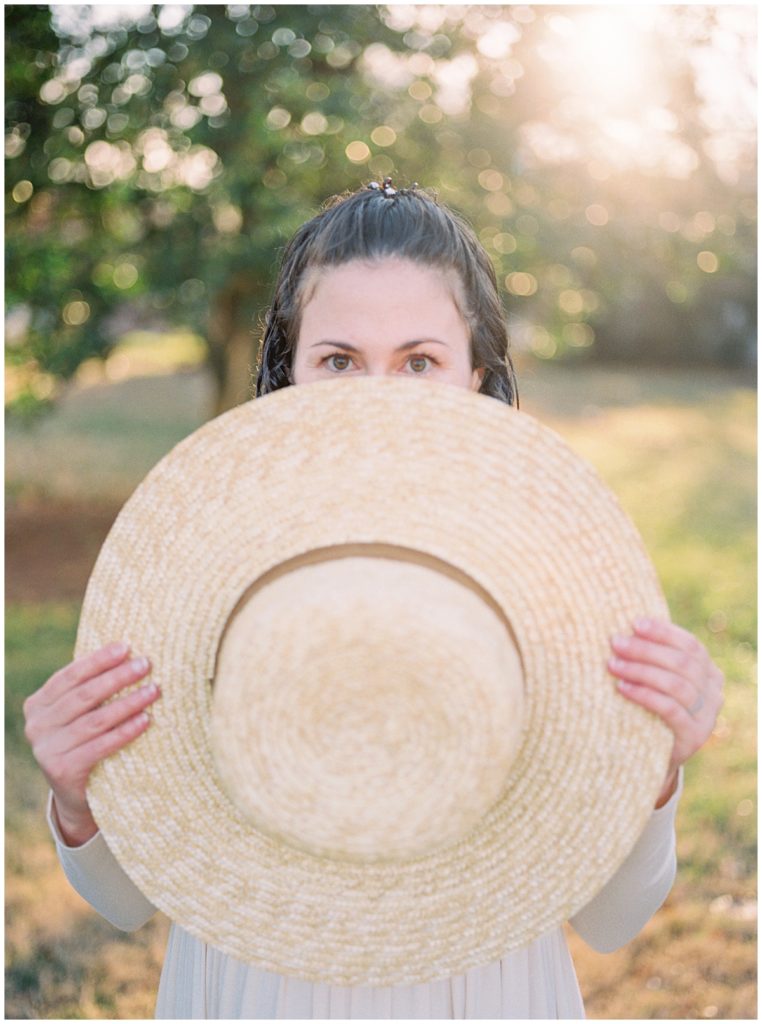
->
left=24, top=180, right=724, bottom=1018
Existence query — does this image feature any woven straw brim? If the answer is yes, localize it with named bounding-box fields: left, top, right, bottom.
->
left=77, top=375, right=672, bottom=987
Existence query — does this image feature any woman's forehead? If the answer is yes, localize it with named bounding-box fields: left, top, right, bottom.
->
left=299, top=258, right=465, bottom=312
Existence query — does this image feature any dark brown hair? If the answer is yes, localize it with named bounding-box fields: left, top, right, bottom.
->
left=254, top=184, right=519, bottom=406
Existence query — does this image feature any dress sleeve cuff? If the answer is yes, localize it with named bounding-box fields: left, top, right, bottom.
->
left=46, top=790, right=158, bottom=931
left=46, top=790, right=102, bottom=851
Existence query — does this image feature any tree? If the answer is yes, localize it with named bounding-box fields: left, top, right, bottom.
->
left=6, top=4, right=436, bottom=415
left=6, top=4, right=756, bottom=419
left=412, top=4, right=756, bottom=367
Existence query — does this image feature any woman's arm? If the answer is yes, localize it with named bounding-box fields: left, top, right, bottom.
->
left=25, top=643, right=161, bottom=931
left=572, top=616, right=722, bottom=953
left=47, top=790, right=158, bottom=931
left=568, top=765, right=683, bottom=953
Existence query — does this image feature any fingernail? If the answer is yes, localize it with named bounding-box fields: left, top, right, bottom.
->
left=130, top=655, right=150, bottom=673
left=634, top=617, right=652, bottom=630
left=109, top=641, right=129, bottom=657
left=611, top=634, right=629, bottom=648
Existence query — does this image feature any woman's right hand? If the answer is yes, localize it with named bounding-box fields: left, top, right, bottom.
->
left=23, top=642, right=160, bottom=848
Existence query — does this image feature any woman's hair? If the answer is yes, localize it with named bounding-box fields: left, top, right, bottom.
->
left=254, top=182, right=519, bottom=406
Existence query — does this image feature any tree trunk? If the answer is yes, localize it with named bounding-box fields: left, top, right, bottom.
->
left=206, top=272, right=266, bottom=417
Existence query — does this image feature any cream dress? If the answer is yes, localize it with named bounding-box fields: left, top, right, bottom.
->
left=47, top=770, right=682, bottom=1020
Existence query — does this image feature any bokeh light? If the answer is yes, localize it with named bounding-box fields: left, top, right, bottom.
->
left=6, top=2, right=757, bottom=411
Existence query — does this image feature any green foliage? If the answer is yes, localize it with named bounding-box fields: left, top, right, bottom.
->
left=5, top=5, right=757, bottom=419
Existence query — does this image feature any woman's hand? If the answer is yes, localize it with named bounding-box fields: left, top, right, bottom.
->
left=23, top=643, right=160, bottom=847
left=608, top=617, right=725, bottom=808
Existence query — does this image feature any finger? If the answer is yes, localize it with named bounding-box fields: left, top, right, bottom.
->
left=56, top=680, right=160, bottom=756
left=631, top=617, right=708, bottom=657
left=712, top=665, right=727, bottom=694
left=48, top=709, right=154, bottom=791
left=607, top=655, right=697, bottom=710
left=45, top=655, right=153, bottom=730
left=610, top=633, right=706, bottom=676
left=616, top=679, right=696, bottom=744
left=79, top=708, right=154, bottom=774
left=30, top=680, right=159, bottom=771
left=34, top=643, right=132, bottom=708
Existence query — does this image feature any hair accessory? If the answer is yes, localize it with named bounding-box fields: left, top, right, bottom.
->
left=77, top=376, right=672, bottom=987
left=367, top=176, right=411, bottom=197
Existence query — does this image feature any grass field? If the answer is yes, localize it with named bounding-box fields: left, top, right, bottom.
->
left=5, top=358, right=756, bottom=1019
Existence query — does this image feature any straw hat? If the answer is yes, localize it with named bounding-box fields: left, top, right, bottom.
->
left=76, top=375, right=672, bottom=987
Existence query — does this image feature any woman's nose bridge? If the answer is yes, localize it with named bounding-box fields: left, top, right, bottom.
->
left=354, top=362, right=395, bottom=377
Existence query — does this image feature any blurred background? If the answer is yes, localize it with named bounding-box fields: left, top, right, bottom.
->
left=5, top=4, right=756, bottom=1019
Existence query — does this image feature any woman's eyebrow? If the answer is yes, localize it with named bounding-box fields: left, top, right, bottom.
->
left=310, top=339, right=449, bottom=352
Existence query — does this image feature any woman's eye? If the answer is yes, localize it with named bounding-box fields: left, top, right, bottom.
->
left=320, top=353, right=438, bottom=373
left=323, top=353, right=353, bottom=372
left=408, top=355, right=433, bottom=373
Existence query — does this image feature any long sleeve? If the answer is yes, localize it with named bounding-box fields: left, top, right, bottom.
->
left=568, top=766, right=683, bottom=953
left=46, top=790, right=158, bottom=932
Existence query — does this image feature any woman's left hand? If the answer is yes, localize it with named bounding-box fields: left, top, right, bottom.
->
left=608, top=616, right=725, bottom=808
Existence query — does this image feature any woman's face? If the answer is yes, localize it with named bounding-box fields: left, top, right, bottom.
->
left=291, top=258, right=485, bottom=391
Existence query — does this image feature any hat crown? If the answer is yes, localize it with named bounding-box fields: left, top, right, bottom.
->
left=211, top=554, right=525, bottom=862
